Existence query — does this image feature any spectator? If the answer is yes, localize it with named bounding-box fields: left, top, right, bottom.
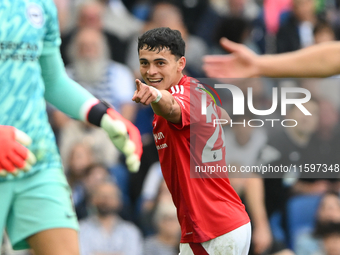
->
left=67, top=27, right=137, bottom=121
left=140, top=162, right=163, bottom=213
left=313, top=20, right=336, bottom=44
left=75, top=163, right=133, bottom=221
left=144, top=202, right=181, bottom=255
left=212, top=17, right=260, bottom=55
left=140, top=177, right=174, bottom=236
left=58, top=121, right=120, bottom=171
left=195, top=0, right=260, bottom=47
left=60, top=0, right=127, bottom=65
left=262, top=0, right=292, bottom=35
left=314, top=222, right=340, bottom=255
left=221, top=0, right=260, bottom=19
left=75, top=164, right=111, bottom=220
left=99, top=0, right=143, bottom=41
left=79, top=181, right=143, bottom=255
left=164, top=0, right=210, bottom=35
left=293, top=98, right=340, bottom=195
left=307, top=21, right=340, bottom=119
left=128, top=0, right=210, bottom=34
left=252, top=0, right=293, bottom=53
left=66, top=142, right=94, bottom=208
left=128, top=133, right=159, bottom=215
left=276, top=0, right=322, bottom=53
left=296, top=192, right=340, bottom=255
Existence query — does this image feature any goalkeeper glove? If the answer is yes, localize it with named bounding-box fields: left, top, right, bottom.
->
left=0, top=126, right=37, bottom=176
left=86, top=100, right=142, bottom=172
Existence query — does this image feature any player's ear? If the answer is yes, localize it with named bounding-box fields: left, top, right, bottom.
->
left=177, top=56, right=186, bottom=72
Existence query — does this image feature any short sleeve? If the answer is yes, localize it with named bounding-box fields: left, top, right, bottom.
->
left=41, top=0, right=61, bottom=55
left=168, top=79, right=205, bottom=129
left=168, top=84, right=191, bottom=129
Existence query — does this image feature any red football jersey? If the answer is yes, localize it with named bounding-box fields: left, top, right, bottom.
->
left=152, top=75, right=250, bottom=243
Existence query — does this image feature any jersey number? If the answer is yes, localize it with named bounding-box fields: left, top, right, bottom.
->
left=202, top=102, right=226, bottom=163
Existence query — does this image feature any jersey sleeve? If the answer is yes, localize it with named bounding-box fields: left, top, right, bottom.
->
left=41, top=0, right=61, bottom=56
left=168, top=81, right=203, bottom=129
left=168, top=84, right=191, bottom=129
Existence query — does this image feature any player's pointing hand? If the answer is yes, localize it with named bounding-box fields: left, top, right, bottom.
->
left=135, top=78, right=142, bottom=92
left=132, top=79, right=162, bottom=105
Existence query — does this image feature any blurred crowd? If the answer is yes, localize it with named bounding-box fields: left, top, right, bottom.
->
left=2, top=0, right=340, bottom=254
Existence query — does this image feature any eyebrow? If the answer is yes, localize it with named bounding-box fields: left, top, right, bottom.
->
left=139, top=58, right=168, bottom=62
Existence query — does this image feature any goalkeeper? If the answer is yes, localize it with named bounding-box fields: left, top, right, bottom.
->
left=0, top=1, right=142, bottom=255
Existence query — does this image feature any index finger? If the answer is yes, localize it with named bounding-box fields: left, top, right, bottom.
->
left=135, top=79, right=142, bottom=92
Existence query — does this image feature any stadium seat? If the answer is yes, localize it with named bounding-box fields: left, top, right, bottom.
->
left=286, top=194, right=322, bottom=251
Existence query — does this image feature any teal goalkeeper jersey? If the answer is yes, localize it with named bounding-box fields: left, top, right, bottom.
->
left=0, top=0, right=62, bottom=180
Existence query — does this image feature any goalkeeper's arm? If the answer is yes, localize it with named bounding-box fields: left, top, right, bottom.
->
left=39, top=47, right=142, bottom=172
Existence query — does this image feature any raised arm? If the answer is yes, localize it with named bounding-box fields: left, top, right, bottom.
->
left=132, top=79, right=182, bottom=124
left=203, top=38, right=340, bottom=78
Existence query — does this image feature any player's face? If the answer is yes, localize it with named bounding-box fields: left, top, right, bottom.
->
left=139, top=47, right=186, bottom=90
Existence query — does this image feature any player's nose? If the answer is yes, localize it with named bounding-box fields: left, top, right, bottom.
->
left=147, top=64, right=157, bottom=75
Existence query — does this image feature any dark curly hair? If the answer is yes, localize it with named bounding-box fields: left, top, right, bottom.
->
left=138, top=27, right=185, bottom=59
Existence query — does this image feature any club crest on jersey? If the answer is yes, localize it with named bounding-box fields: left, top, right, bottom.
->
left=26, top=3, right=44, bottom=29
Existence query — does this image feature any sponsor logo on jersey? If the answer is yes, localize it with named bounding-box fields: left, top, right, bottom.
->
left=26, top=3, right=44, bottom=29
left=153, top=132, right=167, bottom=150
left=153, top=132, right=165, bottom=142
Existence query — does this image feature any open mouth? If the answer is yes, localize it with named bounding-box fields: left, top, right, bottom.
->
left=147, top=78, right=163, bottom=84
